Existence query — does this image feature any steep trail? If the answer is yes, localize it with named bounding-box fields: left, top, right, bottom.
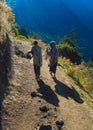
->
left=54, top=67, right=93, bottom=130
left=41, top=56, right=93, bottom=130
left=2, top=42, right=93, bottom=130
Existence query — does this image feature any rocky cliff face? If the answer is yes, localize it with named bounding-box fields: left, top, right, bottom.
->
left=0, top=1, right=14, bottom=82
left=0, top=1, right=14, bottom=79
left=0, top=2, right=14, bottom=129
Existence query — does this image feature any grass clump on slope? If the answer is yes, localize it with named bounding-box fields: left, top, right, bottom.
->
left=58, top=57, right=93, bottom=96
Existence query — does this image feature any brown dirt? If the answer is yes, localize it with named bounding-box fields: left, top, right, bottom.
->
left=2, top=43, right=93, bottom=130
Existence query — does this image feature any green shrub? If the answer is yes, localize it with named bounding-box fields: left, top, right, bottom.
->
left=15, top=35, right=27, bottom=40
left=59, top=57, right=93, bottom=94
left=87, top=60, right=93, bottom=68
left=67, top=67, right=75, bottom=78
left=11, top=24, right=19, bottom=36
left=57, top=43, right=81, bottom=64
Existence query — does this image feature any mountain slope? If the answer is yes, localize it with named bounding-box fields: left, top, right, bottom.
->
left=6, top=0, right=93, bottom=60
left=1, top=1, right=93, bottom=130
left=2, top=41, right=93, bottom=130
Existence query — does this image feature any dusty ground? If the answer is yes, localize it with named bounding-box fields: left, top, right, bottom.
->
left=1, top=42, right=93, bottom=130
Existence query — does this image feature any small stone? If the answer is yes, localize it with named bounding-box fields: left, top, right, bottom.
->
left=42, top=115, right=47, bottom=118
left=54, top=107, right=57, bottom=111
left=54, top=115, right=57, bottom=118
left=38, top=100, right=41, bottom=103
left=39, top=125, right=52, bottom=130
left=31, top=92, right=37, bottom=98
left=56, top=120, right=64, bottom=128
left=39, top=106, right=49, bottom=112
left=47, top=113, right=51, bottom=117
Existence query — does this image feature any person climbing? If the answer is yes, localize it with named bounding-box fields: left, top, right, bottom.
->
left=45, top=41, right=59, bottom=77
left=28, top=41, right=42, bottom=80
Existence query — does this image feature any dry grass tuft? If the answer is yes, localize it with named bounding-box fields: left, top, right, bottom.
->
left=58, top=57, right=93, bottom=95
left=0, top=1, right=14, bottom=43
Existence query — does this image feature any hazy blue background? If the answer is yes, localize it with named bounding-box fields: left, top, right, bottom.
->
left=6, top=0, right=93, bottom=61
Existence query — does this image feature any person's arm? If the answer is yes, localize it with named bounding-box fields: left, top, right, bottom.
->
left=25, top=49, right=31, bottom=54
left=45, top=48, right=51, bottom=60
left=27, top=47, right=34, bottom=55
left=24, top=48, right=33, bottom=58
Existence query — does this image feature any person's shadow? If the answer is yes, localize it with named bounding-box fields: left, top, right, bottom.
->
left=36, top=79, right=59, bottom=107
left=52, top=77, right=84, bottom=104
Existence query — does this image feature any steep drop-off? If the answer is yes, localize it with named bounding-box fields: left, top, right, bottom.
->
left=6, top=0, right=93, bottom=60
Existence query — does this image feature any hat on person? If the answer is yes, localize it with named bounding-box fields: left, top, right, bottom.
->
left=50, top=41, right=56, bottom=46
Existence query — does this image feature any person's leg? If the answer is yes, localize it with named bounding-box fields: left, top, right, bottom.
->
left=37, top=66, right=40, bottom=78
left=50, top=62, right=57, bottom=77
left=34, top=65, right=37, bottom=77
left=49, top=62, right=57, bottom=77
left=34, top=65, right=41, bottom=80
left=53, top=62, right=57, bottom=77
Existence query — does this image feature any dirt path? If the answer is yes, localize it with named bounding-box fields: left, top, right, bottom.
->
left=2, top=46, right=93, bottom=130
left=55, top=67, right=93, bottom=130
left=41, top=56, right=93, bottom=130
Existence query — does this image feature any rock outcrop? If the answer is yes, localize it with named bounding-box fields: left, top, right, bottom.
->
left=0, top=1, right=14, bottom=129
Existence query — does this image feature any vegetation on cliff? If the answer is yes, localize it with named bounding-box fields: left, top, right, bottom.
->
left=58, top=57, right=93, bottom=99
left=57, top=28, right=82, bottom=64
left=0, top=1, right=93, bottom=130
left=0, top=1, right=14, bottom=39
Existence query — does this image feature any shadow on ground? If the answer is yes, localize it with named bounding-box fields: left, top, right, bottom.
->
left=0, top=71, right=10, bottom=130
left=52, top=77, right=84, bottom=104
left=37, top=79, right=59, bottom=107
left=0, top=35, right=12, bottom=130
